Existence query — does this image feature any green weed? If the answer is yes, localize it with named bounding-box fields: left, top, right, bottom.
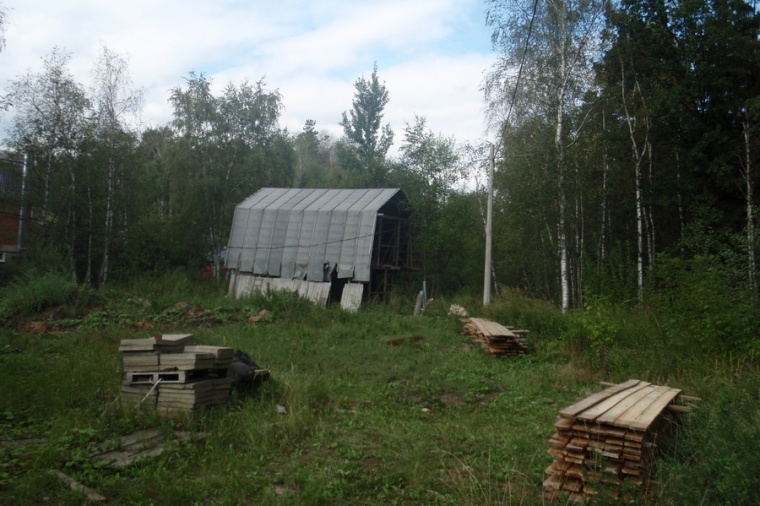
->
left=0, top=279, right=758, bottom=505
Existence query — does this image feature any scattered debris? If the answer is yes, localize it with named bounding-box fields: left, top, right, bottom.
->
left=91, top=429, right=210, bottom=469
left=15, top=301, right=275, bottom=333
left=543, top=379, right=697, bottom=502
left=249, top=309, right=272, bottom=324
left=385, top=336, right=425, bottom=346
left=449, top=304, right=469, bottom=318
left=51, top=470, right=106, bottom=503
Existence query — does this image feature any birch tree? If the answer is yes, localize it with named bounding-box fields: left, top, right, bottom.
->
left=90, top=46, right=143, bottom=285
left=484, top=0, right=607, bottom=311
left=5, top=48, right=89, bottom=256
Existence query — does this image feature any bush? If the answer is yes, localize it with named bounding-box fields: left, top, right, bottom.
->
left=649, top=255, right=760, bottom=357
left=0, top=269, right=77, bottom=324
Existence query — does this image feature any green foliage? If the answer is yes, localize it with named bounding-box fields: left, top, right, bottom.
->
left=649, top=255, right=760, bottom=356
left=0, top=268, right=77, bottom=324
left=576, top=295, right=620, bottom=356
left=0, top=280, right=759, bottom=505
left=339, top=63, right=394, bottom=186
left=657, top=370, right=760, bottom=506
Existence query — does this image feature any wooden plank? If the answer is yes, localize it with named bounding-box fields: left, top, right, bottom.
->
left=576, top=382, right=652, bottom=422
left=586, top=425, right=627, bottom=438
left=543, top=473, right=564, bottom=491
left=468, top=318, right=517, bottom=338
left=596, top=384, right=658, bottom=426
left=608, top=385, right=670, bottom=428
left=51, top=470, right=106, bottom=502
left=565, top=463, right=585, bottom=479
left=559, top=380, right=641, bottom=419
left=628, top=387, right=682, bottom=431
left=561, top=478, right=583, bottom=493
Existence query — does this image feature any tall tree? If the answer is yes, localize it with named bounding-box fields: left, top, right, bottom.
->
left=0, top=3, right=6, bottom=54
left=90, top=46, right=143, bottom=285
left=390, top=116, right=465, bottom=292
left=169, top=73, right=289, bottom=278
left=340, top=64, right=394, bottom=186
left=5, top=48, right=89, bottom=279
left=485, top=0, right=607, bottom=310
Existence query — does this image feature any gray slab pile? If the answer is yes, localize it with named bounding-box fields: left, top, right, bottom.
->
left=119, top=334, right=234, bottom=418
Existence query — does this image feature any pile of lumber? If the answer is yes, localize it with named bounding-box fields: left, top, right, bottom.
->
left=461, top=317, right=529, bottom=356
left=543, top=379, right=695, bottom=502
left=119, top=334, right=234, bottom=418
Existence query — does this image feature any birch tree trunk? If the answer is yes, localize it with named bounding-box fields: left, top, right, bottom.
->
left=553, top=0, right=571, bottom=312
left=85, top=184, right=93, bottom=286
left=619, top=61, right=649, bottom=301
left=600, top=110, right=609, bottom=263
left=67, top=167, right=77, bottom=283
left=100, top=152, right=115, bottom=285
left=645, top=138, right=656, bottom=275
left=743, top=115, right=757, bottom=296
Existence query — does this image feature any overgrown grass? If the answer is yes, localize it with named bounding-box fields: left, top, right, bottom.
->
left=0, top=274, right=758, bottom=505
left=0, top=269, right=79, bottom=324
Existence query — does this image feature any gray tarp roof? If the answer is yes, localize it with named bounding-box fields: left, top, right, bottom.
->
left=225, top=188, right=404, bottom=283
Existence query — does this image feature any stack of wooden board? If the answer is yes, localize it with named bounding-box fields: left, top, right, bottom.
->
left=543, top=379, right=688, bottom=502
left=119, top=334, right=234, bottom=418
left=462, top=317, right=529, bottom=356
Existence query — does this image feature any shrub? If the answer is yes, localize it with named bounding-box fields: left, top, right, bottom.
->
left=0, top=269, right=77, bottom=324
left=649, top=255, right=760, bottom=357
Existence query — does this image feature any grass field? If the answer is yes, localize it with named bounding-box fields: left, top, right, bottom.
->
left=0, top=279, right=758, bottom=505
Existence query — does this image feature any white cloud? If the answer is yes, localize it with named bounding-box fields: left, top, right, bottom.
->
left=0, top=0, right=496, bottom=152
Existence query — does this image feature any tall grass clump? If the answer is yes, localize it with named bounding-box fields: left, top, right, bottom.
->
left=0, top=268, right=77, bottom=324
left=241, top=289, right=325, bottom=325
left=483, top=288, right=570, bottom=339
left=656, top=369, right=760, bottom=505
left=649, top=255, right=760, bottom=358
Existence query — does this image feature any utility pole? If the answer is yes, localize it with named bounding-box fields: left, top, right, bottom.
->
left=484, top=143, right=495, bottom=306
left=18, top=152, right=29, bottom=251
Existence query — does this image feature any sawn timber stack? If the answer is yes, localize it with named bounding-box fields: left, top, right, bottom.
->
left=462, top=317, right=528, bottom=356
left=543, top=379, right=691, bottom=502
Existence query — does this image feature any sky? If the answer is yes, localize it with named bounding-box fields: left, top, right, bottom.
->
left=0, top=0, right=497, bottom=156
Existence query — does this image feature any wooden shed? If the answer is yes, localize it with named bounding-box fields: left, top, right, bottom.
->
left=225, top=188, right=419, bottom=309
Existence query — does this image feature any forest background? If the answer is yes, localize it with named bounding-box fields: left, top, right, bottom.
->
left=1, top=0, right=760, bottom=358
left=1, top=2, right=760, bottom=504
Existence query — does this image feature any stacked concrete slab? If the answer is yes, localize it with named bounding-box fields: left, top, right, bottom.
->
left=119, top=334, right=233, bottom=418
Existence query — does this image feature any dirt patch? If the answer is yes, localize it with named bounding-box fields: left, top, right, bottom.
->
left=359, top=457, right=383, bottom=471
left=399, top=392, right=425, bottom=405
left=439, top=393, right=465, bottom=406
left=476, top=391, right=502, bottom=407
left=385, top=336, right=425, bottom=346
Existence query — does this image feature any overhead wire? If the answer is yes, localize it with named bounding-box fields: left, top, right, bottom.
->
left=504, top=0, right=540, bottom=130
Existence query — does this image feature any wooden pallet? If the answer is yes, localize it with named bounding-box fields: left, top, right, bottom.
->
left=124, top=368, right=227, bottom=384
